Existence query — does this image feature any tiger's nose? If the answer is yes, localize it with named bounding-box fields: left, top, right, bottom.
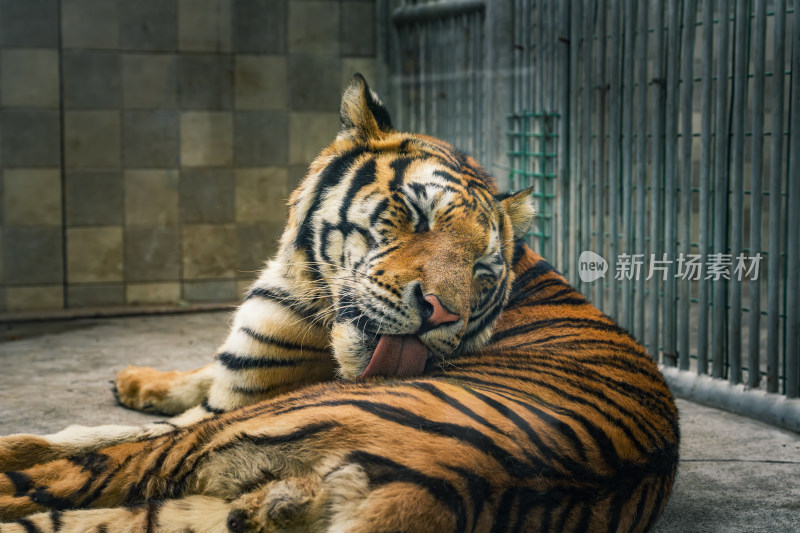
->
left=417, top=291, right=460, bottom=327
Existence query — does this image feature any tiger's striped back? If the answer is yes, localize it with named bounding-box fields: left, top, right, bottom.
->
left=438, top=244, right=679, bottom=530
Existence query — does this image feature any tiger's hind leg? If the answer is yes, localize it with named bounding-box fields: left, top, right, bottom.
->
left=0, top=405, right=211, bottom=473
left=0, top=453, right=319, bottom=531
left=0, top=495, right=234, bottom=533
left=1, top=351, right=330, bottom=473
left=0, top=425, right=210, bottom=523
left=114, top=362, right=216, bottom=415
left=2, top=358, right=230, bottom=473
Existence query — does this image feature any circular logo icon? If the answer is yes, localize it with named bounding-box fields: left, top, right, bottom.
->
left=578, top=251, right=608, bottom=283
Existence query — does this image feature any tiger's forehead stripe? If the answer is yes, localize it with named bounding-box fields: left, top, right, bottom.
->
left=339, top=158, right=378, bottom=221
left=294, top=146, right=368, bottom=251
left=372, top=133, right=495, bottom=190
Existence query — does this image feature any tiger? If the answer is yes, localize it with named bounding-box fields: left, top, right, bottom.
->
left=0, top=74, right=679, bottom=533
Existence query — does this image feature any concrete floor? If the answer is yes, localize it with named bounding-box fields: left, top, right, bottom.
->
left=1, top=311, right=799, bottom=532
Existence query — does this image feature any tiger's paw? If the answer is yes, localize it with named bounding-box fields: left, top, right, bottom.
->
left=113, top=366, right=183, bottom=415
left=227, top=477, right=320, bottom=533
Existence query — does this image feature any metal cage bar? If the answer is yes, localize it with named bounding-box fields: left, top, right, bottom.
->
left=786, top=0, right=800, bottom=398
left=678, top=0, right=698, bottom=371
left=648, top=0, right=665, bottom=359
left=711, top=0, right=731, bottom=380
left=634, top=0, right=648, bottom=343
left=728, top=0, right=748, bottom=386
left=608, top=1, right=622, bottom=321
left=580, top=0, right=594, bottom=296
left=767, top=0, right=786, bottom=394
left=697, top=0, right=714, bottom=377
left=594, top=0, right=608, bottom=310
left=662, top=0, right=681, bottom=366
left=748, top=0, right=766, bottom=389
left=620, top=0, right=635, bottom=332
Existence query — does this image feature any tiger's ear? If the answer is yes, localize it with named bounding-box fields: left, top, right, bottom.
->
left=339, top=73, right=394, bottom=141
left=498, top=188, right=535, bottom=240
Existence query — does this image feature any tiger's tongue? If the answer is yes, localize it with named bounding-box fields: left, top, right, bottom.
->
left=360, top=335, right=428, bottom=378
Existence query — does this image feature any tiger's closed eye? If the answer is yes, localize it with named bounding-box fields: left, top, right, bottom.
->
left=473, top=252, right=502, bottom=277
left=472, top=264, right=495, bottom=278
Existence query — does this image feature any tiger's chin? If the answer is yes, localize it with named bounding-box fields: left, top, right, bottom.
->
left=331, top=323, right=377, bottom=379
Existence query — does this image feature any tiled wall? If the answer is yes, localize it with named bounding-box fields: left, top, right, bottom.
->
left=0, top=0, right=376, bottom=313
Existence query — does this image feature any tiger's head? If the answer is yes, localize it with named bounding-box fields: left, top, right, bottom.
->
left=278, top=74, right=534, bottom=380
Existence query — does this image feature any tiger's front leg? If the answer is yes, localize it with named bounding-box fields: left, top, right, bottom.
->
left=1, top=271, right=336, bottom=473
left=114, top=270, right=336, bottom=417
